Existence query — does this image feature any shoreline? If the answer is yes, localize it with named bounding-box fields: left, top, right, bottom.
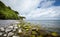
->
left=0, top=20, right=60, bottom=37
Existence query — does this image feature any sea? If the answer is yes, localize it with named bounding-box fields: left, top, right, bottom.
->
left=0, top=20, right=19, bottom=27
left=27, top=20, right=60, bottom=34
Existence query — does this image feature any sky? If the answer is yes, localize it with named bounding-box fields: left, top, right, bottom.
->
left=0, top=0, right=60, bottom=20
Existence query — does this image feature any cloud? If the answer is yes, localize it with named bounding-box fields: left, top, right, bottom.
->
left=1, top=0, right=41, bottom=14
left=26, top=6, right=60, bottom=20
left=38, top=0, right=55, bottom=8
left=0, top=0, right=60, bottom=20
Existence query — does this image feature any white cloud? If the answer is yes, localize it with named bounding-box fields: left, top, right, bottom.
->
left=26, top=6, right=60, bottom=20
left=38, top=0, right=55, bottom=8
left=0, top=0, right=60, bottom=20
left=1, top=0, right=41, bottom=14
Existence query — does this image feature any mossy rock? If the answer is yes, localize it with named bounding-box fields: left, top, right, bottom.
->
left=30, top=35, right=35, bottom=37
left=38, top=35, right=43, bottom=37
left=31, top=31, right=37, bottom=35
left=51, top=32, right=58, bottom=36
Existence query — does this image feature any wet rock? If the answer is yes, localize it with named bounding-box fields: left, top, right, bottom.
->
left=8, top=32, right=14, bottom=37
left=8, top=26, right=13, bottom=29
left=0, top=32, right=3, bottom=36
left=18, top=29, right=22, bottom=33
left=13, top=29, right=16, bottom=32
left=32, top=28, right=36, bottom=31
left=3, top=34, right=7, bottom=37
left=17, top=24, right=21, bottom=28
left=12, top=35, right=19, bottom=37
left=0, top=27, right=5, bottom=31
left=5, top=28, right=13, bottom=32
left=14, top=26, right=18, bottom=29
left=13, top=24, right=17, bottom=27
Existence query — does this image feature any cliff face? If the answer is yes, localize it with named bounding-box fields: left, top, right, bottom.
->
left=0, top=1, right=19, bottom=20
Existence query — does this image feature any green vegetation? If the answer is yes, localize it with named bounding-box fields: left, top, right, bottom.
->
left=0, top=1, right=19, bottom=20
left=19, top=16, right=26, bottom=20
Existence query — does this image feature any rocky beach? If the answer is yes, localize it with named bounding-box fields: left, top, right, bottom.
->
left=0, top=20, right=60, bottom=37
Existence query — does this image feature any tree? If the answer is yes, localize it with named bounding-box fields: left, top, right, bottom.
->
left=14, top=11, right=19, bottom=15
left=19, top=16, right=26, bottom=20
left=0, top=1, right=26, bottom=20
left=0, top=1, right=19, bottom=20
left=7, top=6, right=11, bottom=10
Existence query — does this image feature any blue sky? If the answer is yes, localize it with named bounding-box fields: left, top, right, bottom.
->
left=0, top=0, right=60, bottom=20
left=54, top=0, right=60, bottom=6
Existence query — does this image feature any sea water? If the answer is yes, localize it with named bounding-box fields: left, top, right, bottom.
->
left=27, top=20, right=60, bottom=34
left=0, top=20, right=19, bottom=27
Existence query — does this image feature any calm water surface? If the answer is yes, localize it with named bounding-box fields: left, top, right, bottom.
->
left=27, top=20, right=60, bottom=34
left=0, top=20, right=19, bottom=27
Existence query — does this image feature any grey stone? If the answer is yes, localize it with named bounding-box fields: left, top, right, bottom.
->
left=13, top=29, right=16, bottom=32
left=0, top=27, right=5, bottom=31
left=13, top=24, right=17, bottom=27
left=0, top=32, right=3, bottom=36
left=12, top=35, right=19, bottom=37
left=14, top=26, right=18, bottom=29
left=3, top=34, right=7, bottom=36
left=18, top=29, right=22, bottom=33
left=8, top=26, right=14, bottom=29
left=5, top=28, right=12, bottom=32
left=8, top=32, right=14, bottom=36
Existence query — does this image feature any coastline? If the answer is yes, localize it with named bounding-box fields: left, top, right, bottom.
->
left=0, top=20, right=60, bottom=37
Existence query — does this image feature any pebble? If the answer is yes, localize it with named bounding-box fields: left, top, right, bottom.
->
left=18, top=29, right=22, bottom=33
left=8, top=26, right=13, bottom=29
left=0, top=27, right=5, bottom=31
left=13, top=24, right=17, bottom=27
left=12, top=35, right=20, bottom=37
left=18, top=25, right=21, bottom=28
left=0, top=32, right=3, bottom=36
left=13, top=29, right=16, bottom=32
left=14, top=26, right=18, bottom=29
left=3, top=34, right=7, bottom=36
left=0, top=24, right=21, bottom=37
left=5, top=28, right=12, bottom=32
left=8, top=32, right=14, bottom=36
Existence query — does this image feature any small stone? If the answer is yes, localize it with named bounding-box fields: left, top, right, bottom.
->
left=17, top=24, right=21, bottom=28
left=9, top=26, right=13, bottom=29
left=13, top=29, right=16, bottom=32
left=3, top=34, right=7, bottom=36
left=12, top=35, right=19, bottom=37
left=32, top=28, right=36, bottom=30
left=18, top=29, right=22, bottom=33
left=5, top=28, right=12, bottom=32
left=0, top=32, right=3, bottom=36
left=14, top=26, right=18, bottom=29
left=0, top=27, right=5, bottom=31
left=32, top=28, right=36, bottom=31
left=13, top=24, right=17, bottom=27
left=8, top=32, right=14, bottom=36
